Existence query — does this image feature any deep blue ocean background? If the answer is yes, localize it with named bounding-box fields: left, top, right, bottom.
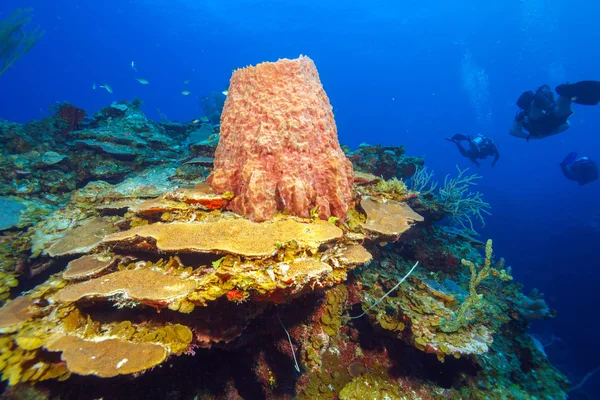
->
left=1, top=0, right=599, bottom=396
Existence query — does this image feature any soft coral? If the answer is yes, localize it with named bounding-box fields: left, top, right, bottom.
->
left=56, top=103, right=85, bottom=136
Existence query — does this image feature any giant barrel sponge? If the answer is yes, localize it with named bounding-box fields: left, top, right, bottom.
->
left=208, top=55, right=354, bottom=222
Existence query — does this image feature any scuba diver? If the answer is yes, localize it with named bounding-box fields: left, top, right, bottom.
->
left=510, top=80, right=600, bottom=140
left=560, top=152, right=598, bottom=186
left=445, top=133, right=500, bottom=167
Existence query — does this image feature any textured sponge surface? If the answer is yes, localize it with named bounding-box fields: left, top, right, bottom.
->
left=209, top=55, right=354, bottom=221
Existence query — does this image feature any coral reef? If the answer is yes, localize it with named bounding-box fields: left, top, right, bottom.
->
left=0, top=100, right=206, bottom=301
left=345, top=143, right=424, bottom=180
left=208, top=55, right=354, bottom=222
left=0, top=60, right=567, bottom=399
left=0, top=144, right=426, bottom=391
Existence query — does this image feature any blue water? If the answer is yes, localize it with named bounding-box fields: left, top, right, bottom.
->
left=2, top=0, right=600, bottom=395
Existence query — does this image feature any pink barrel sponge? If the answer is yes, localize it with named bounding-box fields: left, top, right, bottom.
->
left=207, top=55, right=354, bottom=222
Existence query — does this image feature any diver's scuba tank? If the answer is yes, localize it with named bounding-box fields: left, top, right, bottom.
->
left=517, top=90, right=535, bottom=110
left=533, top=84, right=556, bottom=112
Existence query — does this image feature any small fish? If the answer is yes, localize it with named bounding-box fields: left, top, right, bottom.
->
left=136, top=78, right=149, bottom=85
left=100, top=84, right=113, bottom=94
left=181, top=90, right=191, bottom=96
left=192, top=119, right=199, bottom=124
left=183, top=79, right=190, bottom=84
left=222, top=90, right=228, bottom=96
left=92, top=82, right=96, bottom=90
left=131, top=61, right=137, bottom=71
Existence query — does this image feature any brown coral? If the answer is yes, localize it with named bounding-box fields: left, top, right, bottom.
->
left=283, top=258, right=332, bottom=285
left=45, top=336, right=167, bottom=378
left=163, top=184, right=230, bottom=210
left=353, top=171, right=381, bottom=186
left=0, top=296, right=39, bottom=333
left=359, top=198, right=423, bottom=237
left=47, top=217, right=117, bottom=257
left=129, top=184, right=231, bottom=216
left=208, top=55, right=354, bottom=222
left=57, top=269, right=197, bottom=304
left=129, top=197, right=191, bottom=216
left=63, top=255, right=116, bottom=281
left=103, top=217, right=343, bottom=257
left=339, top=245, right=372, bottom=265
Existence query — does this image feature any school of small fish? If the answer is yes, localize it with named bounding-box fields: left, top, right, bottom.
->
left=93, top=62, right=198, bottom=95
left=91, top=61, right=230, bottom=123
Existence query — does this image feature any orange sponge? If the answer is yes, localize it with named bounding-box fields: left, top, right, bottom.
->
left=208, top=55, right=354, bottom=222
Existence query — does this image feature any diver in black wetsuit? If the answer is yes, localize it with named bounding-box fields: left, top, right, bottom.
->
left=445, top=133, right=500, bottom=167
left=510, top=84, right=573, bottom=140
left=510, top=80, right=600, bottom=140
left=560, top=152, right=598, bottom=186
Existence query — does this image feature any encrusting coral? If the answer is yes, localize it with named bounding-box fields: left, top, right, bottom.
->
left=0, top=168, right=425, bottom=385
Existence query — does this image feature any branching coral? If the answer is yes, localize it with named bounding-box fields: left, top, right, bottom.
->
left=438, top=166, right=491, bottom=233
left=410, top=166, right=438, bottom=195
left=0, top=8, right=44, bottom=76
left=440, top=239, right=512, bottom=333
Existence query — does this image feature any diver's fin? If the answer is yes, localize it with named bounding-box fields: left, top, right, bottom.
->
left=448, top=133, right=469, bottom=142
left=556, top=81, right=600, bottom=105
left=561, top=152, right=578, bottom=166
